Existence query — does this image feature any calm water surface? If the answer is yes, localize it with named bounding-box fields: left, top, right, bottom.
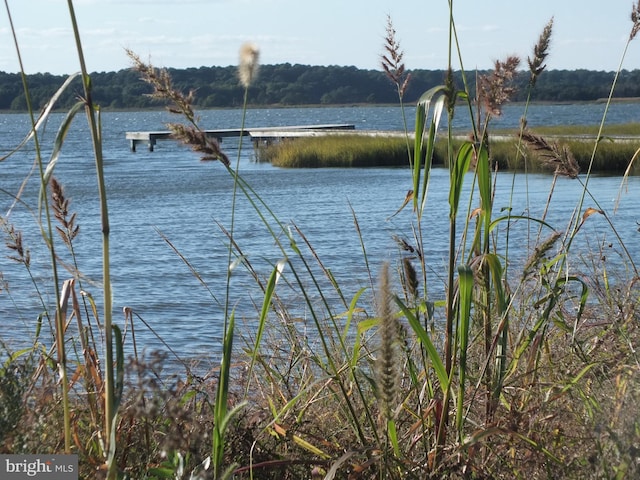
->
left=1, top=104, right=639, bottom=370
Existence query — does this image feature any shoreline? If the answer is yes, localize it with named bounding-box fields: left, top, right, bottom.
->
left=2, top=98, right=640, bottom=115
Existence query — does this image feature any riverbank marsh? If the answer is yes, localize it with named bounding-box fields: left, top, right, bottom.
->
left=258, top=123, right=640, bottom=173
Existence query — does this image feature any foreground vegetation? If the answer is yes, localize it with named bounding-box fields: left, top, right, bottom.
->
left=2, top=3, right=640, bottom=480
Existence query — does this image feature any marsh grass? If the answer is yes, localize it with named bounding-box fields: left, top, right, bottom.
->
left=2, top=2, right=640, bottom=479
left=261, top=131, right=640, bottom=173
left=260, top=134, right=411, bottom=167
left=498, top=135, right=640, bottom=172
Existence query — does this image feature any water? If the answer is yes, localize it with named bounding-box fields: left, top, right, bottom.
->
left=1, top=104, right=639, bottom=370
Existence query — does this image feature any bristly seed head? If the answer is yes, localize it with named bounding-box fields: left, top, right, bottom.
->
left=126, top=48, right=230, bottom=165
left=381, top=15, right=411, bottom=99
left=631, top=1, right=640, bottom=41
left=402, top=257, right=419, bottom=301
left=528, top=17, right=554, bottom=86
left=521, top=130, right=579, bottom=178
left=4, top=223, right=30, bottom=267
left=477, top=55, right=521, bottom=117
left=239, top=42, right=260, bottom=88
left=50, top=177, right=80, bottom=246
left=375, top=262, right=401, bottom=420
left=522, top=231, right=562, bottom=278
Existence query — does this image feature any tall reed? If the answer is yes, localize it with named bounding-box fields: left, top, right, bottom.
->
left=212, top=41, right=260, bottom=480
left=63, top=3, right=122, bottom=477
left=3, top=0, right=71, bottom=454
left=2, top=0, right=122, bottom=474
left=385, top=1, right=638, bottom=472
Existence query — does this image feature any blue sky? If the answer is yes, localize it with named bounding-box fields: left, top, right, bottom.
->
left=1, top=0, right=638, bottom=75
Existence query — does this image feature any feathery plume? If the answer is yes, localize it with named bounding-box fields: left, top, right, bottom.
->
left=238, top=42, right=260, bottom=88
left=381, top=15, right=411, bottom=99
left=528, top=17, right=554, bottom=86
left=166, top=123, right=229, bottom=164
left=631, top=1, right=640, bottom=41
left=521, top=130, right=579, bottom=178
left=522, top=231, right=562, bottom=278
left=402, top=257, right=419, bottom=301
left=375, top=262, right=401, bottom=419
left=4, top=223, right=30, bottom=267
left=126, top=49, right=229, bottom=165
left=50, top=177, right=80, bottom=247
left=477, top=55, right=521, bottom=117
left=126, top=48, right=197, bottom=123
left=392, top=234, right=423, bottom=260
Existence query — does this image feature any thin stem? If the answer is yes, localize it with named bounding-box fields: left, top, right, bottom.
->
left=66, top=0, right=114, bottom=465
left=4, top=0, right=69, bottom=453
left=567, top=40, right=631, bottom=251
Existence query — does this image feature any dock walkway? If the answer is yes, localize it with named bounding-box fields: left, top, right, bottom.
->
left=126, top=125, right=640, bottom=152
left=126, top=124, right=356, bottom=151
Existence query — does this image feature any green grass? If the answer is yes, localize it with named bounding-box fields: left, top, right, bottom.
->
left=490, top=134, right=640, bottom=172
left=258, top=123, right=640, bottom=173
left=259, top=134, right=411, bottom=168
left=498, top=122, right=640, bottom=137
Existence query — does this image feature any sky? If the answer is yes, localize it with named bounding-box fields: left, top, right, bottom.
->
left=0, top=0, right=639, bottom=75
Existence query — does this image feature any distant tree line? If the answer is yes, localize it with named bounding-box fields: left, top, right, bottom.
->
left=1, top=64, right=639, bottom=111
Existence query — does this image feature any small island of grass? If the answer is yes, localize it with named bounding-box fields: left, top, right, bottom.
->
left=258, top=123, right=640, bottom=173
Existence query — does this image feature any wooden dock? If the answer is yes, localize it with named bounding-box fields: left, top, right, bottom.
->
left=126, top=124, right=356, bottom=151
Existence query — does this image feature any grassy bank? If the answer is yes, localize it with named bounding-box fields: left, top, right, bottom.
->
left=257, top=134, right=411, bottom=167
left=259, top=124, right=640, bottom=173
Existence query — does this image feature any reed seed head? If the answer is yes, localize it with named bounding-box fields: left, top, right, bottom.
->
left=521, top=130, right=579, bottom=178
left=402, top=257, right=419, bottom=301
left=528, top=17, right=554, bottom=86
left=393, top=235, right=423, bottom=261
left=127, top=48, right=197, bottom=123
left=522, top=231, right=562, bottom=278
left=168, top=123, right=230, bottom=165
left=127, top=48, right=230, bottom=165
left=4, top=223, right=30, bottom=267
left=477, top=55, right=521, bottom=117
left=381, top=15, right=411, bottom=99
left=631, top=1, right=640, bottom=41
left=50, top=177, right=79, bottom=246
left=238, top=42, right=260, bottom=88
left=375, top=262, right=401, bottom=419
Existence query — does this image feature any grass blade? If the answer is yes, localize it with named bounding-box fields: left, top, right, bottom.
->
left=0, top=73, right=81, bottom=163
left=395, top=296, right=448, bottom=395
left=449, top=141, right=475, bottom=219
left=245, top=259, right=286, bottom=396
left=38, top=101, right=85, bottom=215
left=413, top=85, right=446, bottom=216
left=213, top=310, right=235, bottom=477
left=456, top=265, right=473, bottom=435
left=475, top=142, right=492, bottom=246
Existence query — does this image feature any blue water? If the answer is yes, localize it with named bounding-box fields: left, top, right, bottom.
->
left=1, top=104, right=639, bottom=371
